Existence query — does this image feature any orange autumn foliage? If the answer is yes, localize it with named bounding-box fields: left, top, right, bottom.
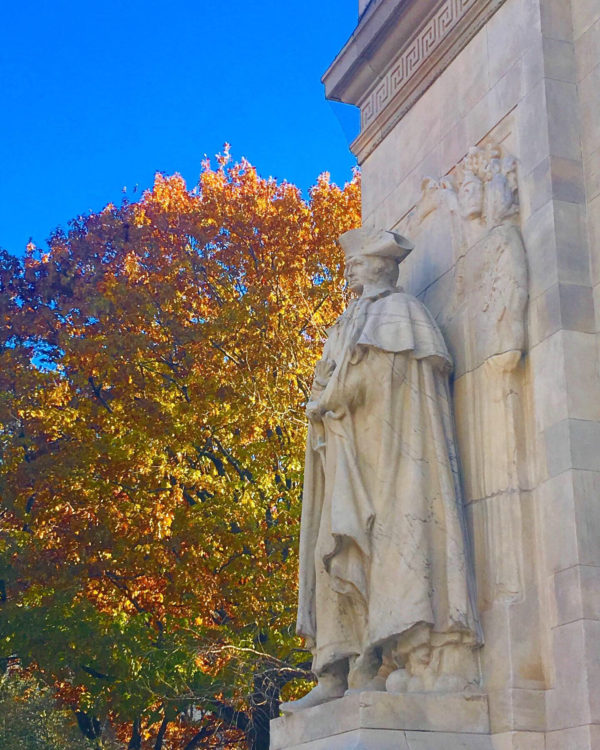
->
left=0, top=153, right=360, bottom=748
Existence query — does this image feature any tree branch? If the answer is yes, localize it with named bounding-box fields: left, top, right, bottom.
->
left=182, top=725, right=216, bottom=750
left=298, top=294, right=329, bottom=336
left=88, top=376, right=113, bottom=412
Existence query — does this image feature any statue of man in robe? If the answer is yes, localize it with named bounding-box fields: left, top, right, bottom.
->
left=281, top=227, right=481, bottom=713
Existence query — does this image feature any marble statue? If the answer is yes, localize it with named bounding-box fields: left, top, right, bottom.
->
left=280, top=227, right=481, bottom=714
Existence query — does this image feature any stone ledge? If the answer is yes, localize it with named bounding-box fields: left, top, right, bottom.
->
left=271, top=691, right=490, bottom=750
left=271, top=727, right=496, bottom=750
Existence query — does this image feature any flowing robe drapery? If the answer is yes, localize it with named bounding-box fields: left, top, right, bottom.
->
left=296, top=289, right=480, bottom=674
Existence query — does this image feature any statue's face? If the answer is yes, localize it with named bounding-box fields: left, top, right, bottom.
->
left=458, top=173, right=483, bottom=219
left=344, top=255, right=395, bottom=293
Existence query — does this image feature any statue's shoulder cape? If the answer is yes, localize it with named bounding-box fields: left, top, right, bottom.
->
left=357, top=290, right=452, bottom=370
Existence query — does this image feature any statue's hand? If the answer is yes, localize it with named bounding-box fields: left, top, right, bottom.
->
left=306, top=400, right=326, bottom=422
left=314, top=357, right=336, bottom=387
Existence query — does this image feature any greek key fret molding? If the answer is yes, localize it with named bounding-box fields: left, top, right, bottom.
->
left=323, top=0, right=510, bottom=162
left=361, top=0, right=477, bottom=130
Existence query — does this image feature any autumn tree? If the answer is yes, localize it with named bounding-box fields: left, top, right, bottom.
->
left=0, top=152, right=360, bottom=749
left=0, top=666, right=97, bottom=749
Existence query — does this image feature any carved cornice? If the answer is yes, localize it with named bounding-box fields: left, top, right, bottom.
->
left=322, top=0, right=509, bottom=163
left=360, top=0, right=478, bottom=130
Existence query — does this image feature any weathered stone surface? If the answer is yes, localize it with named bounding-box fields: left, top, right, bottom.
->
left=546, top=79, right=581, bottom=161
left=575, top=17, right=600, bottom=80
left=273, top=0, right=600, bottom=746
left=529, top=282, right=595, bottom=347
left=487, top=688, right=546, bottom=733
left=580, top=66, right=600, bottom=155
left=546, top=725, right=600, bottom=750
left=272, top=692, right=491, bottom=750
left=491, top=733, right=545, bottom=750
left=571, top=0, right=600, bottom=41
left=543, top=37, right=577, bottom=82
left=271, top=728, right=498, bottom=750
left=583, top=147, right=600, bottom=201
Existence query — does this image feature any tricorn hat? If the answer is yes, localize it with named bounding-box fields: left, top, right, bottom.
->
left=339, top=227, right=414, bottom=263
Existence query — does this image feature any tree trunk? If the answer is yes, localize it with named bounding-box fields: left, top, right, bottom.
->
left=248, top=665, right=312, bottom=750
left=153, top=715, right=169, bottom=750
left=75, top=711, right=102, bottom=741
left=128, top=717, right=142, bottom=749
left=249, top=673, right=276, bottom=750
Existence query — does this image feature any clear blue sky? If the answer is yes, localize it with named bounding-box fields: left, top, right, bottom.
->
left=0, top=0, right=360, bottom=257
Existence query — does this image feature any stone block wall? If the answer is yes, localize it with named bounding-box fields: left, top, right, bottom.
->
left=323, top=0, right=600, bottom=745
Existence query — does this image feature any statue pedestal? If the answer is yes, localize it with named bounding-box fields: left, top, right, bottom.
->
left=270, top=691, right=493, bottom=749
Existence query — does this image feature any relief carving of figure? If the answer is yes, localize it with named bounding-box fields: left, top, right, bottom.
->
left=455, top=147, right=527, bottom=371
left=413, top=144, right=528, bottom=606
left=280, top=227, right=481, bottom=713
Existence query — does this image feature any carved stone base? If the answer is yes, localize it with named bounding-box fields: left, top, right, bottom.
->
left=271, top=728, right=496, bottom=749
left=270, top=691, right=492, bottom=749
